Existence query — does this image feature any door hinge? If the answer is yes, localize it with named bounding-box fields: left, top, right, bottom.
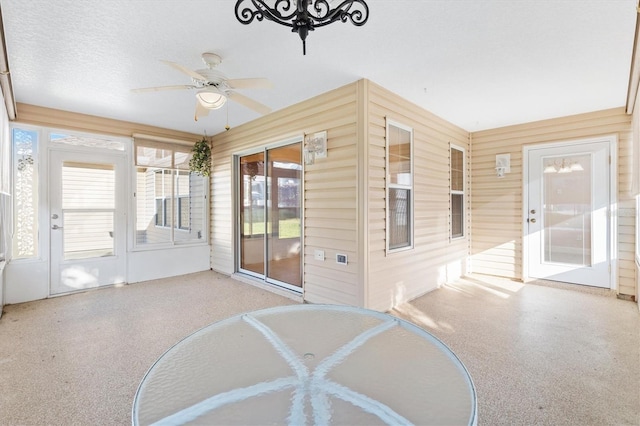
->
left=609, top=264, right=611, bottom=273
left=609, top=155, right=611, bottom=165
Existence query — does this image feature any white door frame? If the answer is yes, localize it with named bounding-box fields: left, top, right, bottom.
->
left=522, top=135, right=618, bottom=290
left=48, top=147, right=128, bottom=295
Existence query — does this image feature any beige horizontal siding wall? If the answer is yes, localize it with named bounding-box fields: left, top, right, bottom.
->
left=364, top=81, right=470, bottom=311
left=15, top=103, right=200, bottom=142
left=471, top=107, right=636, bottom=296
left=210, top=83, right=360, bottom=306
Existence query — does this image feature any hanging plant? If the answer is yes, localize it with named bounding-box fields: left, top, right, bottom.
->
left=244, top=161, right=259, bottom=180
left=189, top=136, right=211, bottom=176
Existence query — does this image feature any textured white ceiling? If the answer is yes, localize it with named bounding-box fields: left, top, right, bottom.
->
left=1, top=0, right=637, bottom=136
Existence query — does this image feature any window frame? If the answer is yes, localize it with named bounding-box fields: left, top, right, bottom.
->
left=450, top=143, right=466, bottom=240
left=134, top=143, right=208, bottom=249
left=385, top=118, right=414, bottom=253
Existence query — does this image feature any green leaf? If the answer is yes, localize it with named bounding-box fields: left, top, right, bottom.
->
left=189, top=137, right=211, bottom=177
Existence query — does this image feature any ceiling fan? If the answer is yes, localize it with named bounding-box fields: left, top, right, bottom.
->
left=132, top=52, right=273, bottom=121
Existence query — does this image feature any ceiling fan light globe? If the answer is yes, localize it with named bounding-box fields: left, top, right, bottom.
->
left=196, top=89, right=227, bottom=109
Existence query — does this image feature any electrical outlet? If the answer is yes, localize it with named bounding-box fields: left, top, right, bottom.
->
left=336, top=254, right=348, bottom=265
left=314, top=250, right=325, bottom=261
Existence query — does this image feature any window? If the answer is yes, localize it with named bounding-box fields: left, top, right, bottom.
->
left=0, top=100, right=10, bottom=262
left=153, top=169, right=172, bottom=228
left=450, top=145, right=465, bottom=239
left=175, top=171, right=191, bottom=230
left=386, top=119, right=413, bottom=252
left=0, top=101, right=9, bottom=196
left=0, top=195, right=7, bottom=262
left=178, top=196, right=190, bottom=230
left=50, top=133, right=126, bottom=151
left=135, top=139, right=206, bottom=246
left=12, top=127, right=39, bottom=259
left=151, top=170, right=192, bottom=230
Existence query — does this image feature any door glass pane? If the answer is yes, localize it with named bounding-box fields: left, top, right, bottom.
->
left=64, top=212, right=114, bottom=260
left=240, top=152, right=265, bottom=275
left=542, top=154, right=591, bottom=266
left=62, top=162, right=115, bottom=260
left=267, top=144, right=302, bottom=287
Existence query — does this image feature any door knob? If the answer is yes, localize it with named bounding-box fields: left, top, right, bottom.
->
left=51, top=224, right=63, bottom=230
left=530, top=218, right=536, bottom=223
left=530, top=209, right=536, bottom=214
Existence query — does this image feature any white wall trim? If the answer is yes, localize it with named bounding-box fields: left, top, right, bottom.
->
left=131, top=133, right=195, bottom=146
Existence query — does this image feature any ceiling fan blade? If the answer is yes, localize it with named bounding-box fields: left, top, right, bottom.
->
left=161, top=60, right=208, bottom=82
left=194, top=99, right=210, bottom=122
left=226, top=78, right=273, bottom=90
left=227, top=91, right=272, bottom=115
left=131, top=85, right=196, bottom=93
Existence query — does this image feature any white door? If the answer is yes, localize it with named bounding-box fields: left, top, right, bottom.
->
left=526, top=140, right=611, bottom=288
left=50, top=150, right=127, bottom=294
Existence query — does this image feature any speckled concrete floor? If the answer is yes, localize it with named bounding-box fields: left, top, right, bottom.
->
left=0, top=271, right=638, bottom=425
left=0, top=271, right=297, bottom=425
left=392, top=275, right=640, bottom=425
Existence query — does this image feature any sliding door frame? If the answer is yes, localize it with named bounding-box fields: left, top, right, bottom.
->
left=234, top=136, right=304, bottom=293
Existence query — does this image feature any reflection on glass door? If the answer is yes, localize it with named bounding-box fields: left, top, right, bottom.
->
left=240, top=152, right=265, bottom=276
left=239, top=143, right=302, bottom=290
left=543, top=154, right=592, bottom=266
left=62, top=162, right=116, bottom=260
left=267, top=144, right=302, bottom=286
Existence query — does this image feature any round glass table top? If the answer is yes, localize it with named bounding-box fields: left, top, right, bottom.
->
left=132, top=304, right=477, bottom=425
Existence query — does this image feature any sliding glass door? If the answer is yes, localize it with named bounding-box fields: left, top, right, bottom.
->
left=239, top=142, right=302, bottom=290
left=240, top=152, right=266, bottom=276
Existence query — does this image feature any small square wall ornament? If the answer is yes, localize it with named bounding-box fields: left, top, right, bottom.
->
left=304, top=131, right=327, bottom=165
left=312, top=131, right=327, bottom=159
left=495, top=153, right=511, bottom=173
left=495, top=153, right=511, bottom=178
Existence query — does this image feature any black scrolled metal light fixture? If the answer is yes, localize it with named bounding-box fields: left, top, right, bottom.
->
left=235, top=0, right=369, bottom=55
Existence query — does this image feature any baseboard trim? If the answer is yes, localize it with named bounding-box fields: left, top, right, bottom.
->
left=231, top=273, right=304, bottom=303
